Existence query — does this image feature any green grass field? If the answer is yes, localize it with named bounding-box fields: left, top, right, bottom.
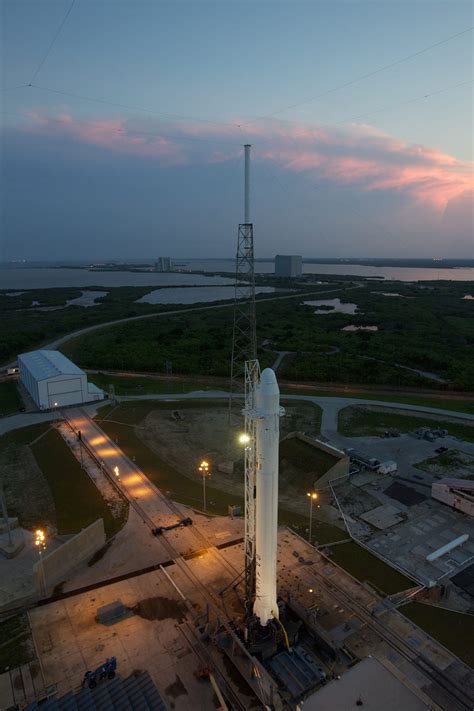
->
left=403, top=602, right=474, bottom=667
left=0, top=379, right=22, bottom=417
left=338, top=405, right=474, bottom=441
left=24, top=428, right=127, bottom=537
left=0, top=614, right=35, bottom=673
left=88, top=372, right=221, bottom=396
left=329, top=541, right=415, bottom=594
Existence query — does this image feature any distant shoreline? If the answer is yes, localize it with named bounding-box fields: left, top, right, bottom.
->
left=2, top=258, right=474, bottom=271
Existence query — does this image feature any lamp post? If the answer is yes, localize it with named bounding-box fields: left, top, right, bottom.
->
left=307, top=492, right=318, bottom=544
left=35, top=528, right=47, bottom=597
left=198, top=460, right=210, bottom=512
left=113, top=466, right=120, bottom=479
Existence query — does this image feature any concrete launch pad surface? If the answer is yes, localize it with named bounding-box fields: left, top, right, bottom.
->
left=26, top=526, right=474, bottom=711
left=29, top=567, right=220, bottom=710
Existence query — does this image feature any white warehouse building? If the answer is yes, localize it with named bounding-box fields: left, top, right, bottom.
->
left=18, top=350, right=104, bottom=410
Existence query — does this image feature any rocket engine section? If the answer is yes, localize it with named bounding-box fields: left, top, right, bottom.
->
left=253, top=368, right=284, bottom=626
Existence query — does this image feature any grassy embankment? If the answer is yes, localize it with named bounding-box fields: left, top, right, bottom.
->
left=0, top=614, right=35, bottom=673
left=282, top=386, right=474, bottom=414
left=338, top=405, right=474, bottom=442
left=0, top=380, right=22, bottom=417
left=0, top=424, right=127, bottom=537
left=86, top=372, right=474, bottom=415
left=88, top=372, right=221, bottom=396
left=403, top=603, right=474, bottom=668
left=97, top=400, right=337, bottom=543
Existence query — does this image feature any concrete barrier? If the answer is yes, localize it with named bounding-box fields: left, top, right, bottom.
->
left=33, top=519, right=105, bottom=594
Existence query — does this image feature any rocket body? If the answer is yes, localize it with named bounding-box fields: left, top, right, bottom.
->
left=253, top=368, right=282, bottom=626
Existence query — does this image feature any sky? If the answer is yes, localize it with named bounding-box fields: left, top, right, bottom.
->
left=1, top=0, right=473, bottom=261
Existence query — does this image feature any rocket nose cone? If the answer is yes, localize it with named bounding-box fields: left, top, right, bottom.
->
left=259, top=368, right=280, bottom=394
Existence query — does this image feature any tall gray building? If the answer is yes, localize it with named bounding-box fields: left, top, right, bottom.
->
left=155, top=257, right=172, bottom=272
left=274, top=254, right=302, bottom=277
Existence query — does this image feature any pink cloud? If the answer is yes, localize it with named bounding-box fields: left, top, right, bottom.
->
left=20, top=111, right=473, bottom=210
left=25, top=111, right=188, bottom=164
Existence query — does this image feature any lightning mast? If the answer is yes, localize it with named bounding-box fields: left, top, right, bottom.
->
left=230, top=145, right=257, bottom=401
left=230, top=145, right=259, bottom=611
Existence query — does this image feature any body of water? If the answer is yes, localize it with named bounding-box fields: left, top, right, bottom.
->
left=185, top=259, right=474, bottom=281
left=136, top=285, right=275, bottom=304
left=304, top=298, right=358, bottom=314
left=0, top=269, right=235, bottom=289
left=1, top=261, right=473, bottom=289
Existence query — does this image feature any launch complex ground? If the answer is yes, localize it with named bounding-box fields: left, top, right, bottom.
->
left=1, top=405, right=473, bottom=710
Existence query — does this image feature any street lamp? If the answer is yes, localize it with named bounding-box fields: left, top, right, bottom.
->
left=35, top=528, right=47, bottom=597
left=113, top=466, right=120, bottom=478
left=306, top=492, right=318, bottom=544
left=238, top=433, right=251, bottom=445
left=198, top=460, right=210, bottom=512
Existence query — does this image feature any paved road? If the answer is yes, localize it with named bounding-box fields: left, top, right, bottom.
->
left=1, top=390, right=473, bottom=438
left=2, top=284, right=358, bottom=370
left=118, top=390, right=474, bottom=429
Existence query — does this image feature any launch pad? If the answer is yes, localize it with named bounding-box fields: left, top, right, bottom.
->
left=23, top=520, right=472, bottom=710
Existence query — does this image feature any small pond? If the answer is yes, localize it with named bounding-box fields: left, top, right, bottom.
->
left=304, top=298, right=358, bottom=315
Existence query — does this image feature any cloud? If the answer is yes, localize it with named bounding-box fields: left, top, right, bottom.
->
left=24, top=111, right=188, bottom=164
left=18, top=110, right=473, bottom=212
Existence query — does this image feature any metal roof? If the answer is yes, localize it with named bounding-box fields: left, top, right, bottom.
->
left=436, top=478, right=474, bottom=490
left=24, top=671, right=167, bottom=710
left=18, top=350, right=85, bottom=381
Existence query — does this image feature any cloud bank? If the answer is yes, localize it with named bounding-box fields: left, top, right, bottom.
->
left=22, top=111, right=473, bottom=214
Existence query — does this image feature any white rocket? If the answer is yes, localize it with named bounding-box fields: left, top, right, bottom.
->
left=253, top=368, right=283, bottom=626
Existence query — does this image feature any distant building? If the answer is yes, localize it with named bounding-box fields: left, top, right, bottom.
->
left=274, top=254, right=302, bottom=277
left=155, top=257, right=172, bottom=272
left=18, top=350, right=104, bottom=410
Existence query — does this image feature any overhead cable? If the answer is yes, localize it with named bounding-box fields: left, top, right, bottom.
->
left=29, top=0, right=76, bottom=85
left=245, top=25, right=474, bottom=121
left=29, top=83, right=242, bottom=130
left=0, top=110, right=244, bottom=147
left=0, top=84, right=30, bottom=92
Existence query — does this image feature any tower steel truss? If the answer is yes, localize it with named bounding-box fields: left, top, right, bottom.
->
left=229, top=222, right=257, bottom=403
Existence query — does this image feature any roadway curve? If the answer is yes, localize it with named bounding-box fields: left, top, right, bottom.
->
left=2, top=285, right=359, bottom=370
left=1, top=390, right=474, bottom=438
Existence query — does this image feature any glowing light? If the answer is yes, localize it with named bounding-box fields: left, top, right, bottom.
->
left=35, top=529, right=46, bottom=549
left=239, top=433, right=251, bottom=445
left=114, top=466, right=120, bottom=477
left=97, top=447, right=118, bottom=457
left=307, top=492, right=318, bottom=500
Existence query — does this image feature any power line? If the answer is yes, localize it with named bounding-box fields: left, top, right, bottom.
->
left=28, top=83, right=242, bottom=130
left=333, top=78, right=473, bottom=125
left=3, top=75, right=470, bottom=148
left=0, top=84, right=30, bottom=92
left=245, top=26, right=474, bottom=122
left=29, top=0, right=76, bottom=85
left=0, top=110, right=245, bottom=147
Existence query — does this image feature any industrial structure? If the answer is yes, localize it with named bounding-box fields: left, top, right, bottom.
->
left=432, top=478, right=474, bottom=516
left=18, top=350, right=104, bottom=410
left=275, top=254, right=302, bottom=277
left=154, top=257, right=172, bottom=272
